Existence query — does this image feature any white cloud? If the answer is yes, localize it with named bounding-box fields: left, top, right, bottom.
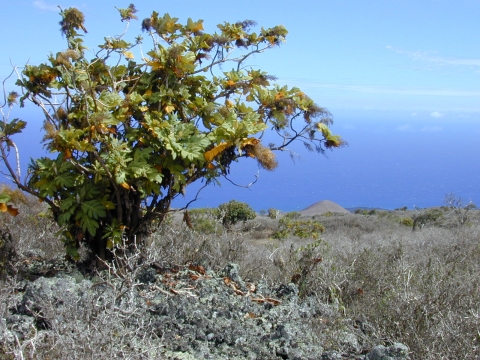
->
left=430, top=111, right=444, bottom=118
left=411, top=112, right=418, bottom=117
left=33, top=1, right=58, bottom=11
left=386, top=45, right=480, bottom=67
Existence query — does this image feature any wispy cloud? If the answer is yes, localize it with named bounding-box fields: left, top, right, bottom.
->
left=386, top=45, right=480, bottom=67
left=395, top=124, right=443, bottom=132
left=284, top=80, right=480, bottom=98
left=430, top=111, right=444, bottom=118
left=33, top=1, right=58, bottom=11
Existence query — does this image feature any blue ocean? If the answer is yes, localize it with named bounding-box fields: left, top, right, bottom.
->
left=8, top=112, right=480, bottom=213
left=174, top=118, right=480, bottom=212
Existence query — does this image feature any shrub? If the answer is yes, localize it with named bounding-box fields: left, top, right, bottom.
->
left=412, top=208, right=444, bottom=230
left=268, top=208, right=281, bottom=219
left=399, top=217, right=414, bottom=227
left=273, top=217, right=325, bottom=240
left=321, top=211, right=342, bottom=217
left=284, top=211, right=302, bottom=219
left=188, top=208, right=222, bottom=234
left=218, top=200, right=256, bottom=228
left=444, top=193, right=476, bottom=227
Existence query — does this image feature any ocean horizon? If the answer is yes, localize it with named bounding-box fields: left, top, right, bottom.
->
left=3, top=113, right=479, bottom=213
left=174, top=117, right=480, bottom=212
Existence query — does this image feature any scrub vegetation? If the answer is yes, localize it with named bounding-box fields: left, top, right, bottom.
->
left=0, top=189, right=478, bottom=359
left=0, top=4, right=476, bottom=359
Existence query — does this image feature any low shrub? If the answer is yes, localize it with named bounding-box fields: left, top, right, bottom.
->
left=267, top=208, right=280, bottom=219
left=218, top=200, right=256, bottom=228
left=399, top=217, right=414, bottom=227
left=188, top=208, right=222, bottom=234
left=273, top=217, right=325, bottom=240
left=284, top=211, right=301, bottom=219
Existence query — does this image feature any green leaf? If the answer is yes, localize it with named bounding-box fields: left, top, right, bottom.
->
left=128, top=92, right=145, bottom=104
left=99, top=92, right=123, bottom=108
left=102, top=197, right=116, bottom=210
left=58, top=209, right=75, bottom=226
left=80, top=199, right=106, bottom=219
left=54, top=172, right=76, bottom=188
left=76, top=212, right=100, bottom=236
left=0, top=193, right=11, bottom=204
left=58, top=197, right=78, bottom=225
left=1, top=118, right=27, bottom=136
left=66, top=245, right=80, bottom=260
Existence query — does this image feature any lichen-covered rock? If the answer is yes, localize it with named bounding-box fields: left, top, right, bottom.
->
left=1, top=262, right=409, bottom=359
left=366, top=342, right=410, bottom=360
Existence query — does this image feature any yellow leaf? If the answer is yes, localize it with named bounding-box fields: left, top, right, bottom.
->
left=96, top=124, right=109, bottom=134
left=192, top=22, right=204, bottom=33
left=316, top=123, right=330, bottom=138
left=120, top=182, right=130, bottom=190
left=164, top=105, right=175, bottom=114
left=206, top=163, right=215, bottom=170
left=0, top=202, right=18, bottom=216
left=325, top=136, right=344, bottom=148
left=240, top=138, right=260, bottom=148
left=147, top=60, right=163, bottom=70
left=226, top=80, right=235, bottom=87
left=204, top=142, right=231, bottom=162
left=266, top=36, right=276, bottom=45
left=123, top=51, right=134, bottom=59
left=106, top=238, right=114, bottom=250
left=64, top=148, right=72, bottom=160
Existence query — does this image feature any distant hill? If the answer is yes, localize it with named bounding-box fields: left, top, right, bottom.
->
left=299, top=200, right=350, bottom=216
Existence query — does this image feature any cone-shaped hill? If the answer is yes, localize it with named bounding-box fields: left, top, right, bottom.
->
left=299, top=200, right=350, bottom=216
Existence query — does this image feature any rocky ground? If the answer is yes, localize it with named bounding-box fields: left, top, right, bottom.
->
left=0, top=256, right=409, bottom=359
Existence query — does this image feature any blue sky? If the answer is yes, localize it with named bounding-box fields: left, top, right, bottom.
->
left=1, top=1, right=479, bottom=210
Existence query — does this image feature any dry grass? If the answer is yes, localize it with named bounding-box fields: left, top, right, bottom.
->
left=1, top=198, right=480, bottom=359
